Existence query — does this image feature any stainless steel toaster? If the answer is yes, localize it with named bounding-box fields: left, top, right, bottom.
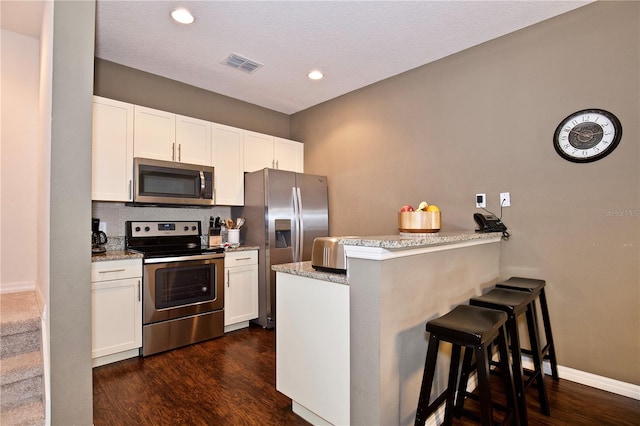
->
left=311, top=237, right=347, bottom=273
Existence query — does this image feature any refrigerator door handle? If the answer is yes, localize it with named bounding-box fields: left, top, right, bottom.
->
left=292, top=186, right=300, bottom=262
left=296, top=186, right=304, bottom=262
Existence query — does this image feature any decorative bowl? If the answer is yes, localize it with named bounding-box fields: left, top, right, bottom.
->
left=398, top=211, right=441, bottom=233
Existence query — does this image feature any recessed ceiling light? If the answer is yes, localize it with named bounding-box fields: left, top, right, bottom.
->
left=308, top=70, right=324, bottom=80
left=171, top=8, right=195, bottom=24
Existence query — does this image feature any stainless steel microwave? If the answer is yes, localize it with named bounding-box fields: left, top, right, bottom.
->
left=133, top=158, right=214, bottom=206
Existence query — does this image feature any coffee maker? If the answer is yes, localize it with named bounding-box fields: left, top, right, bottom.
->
left=92, top=218, right=108, bottom=254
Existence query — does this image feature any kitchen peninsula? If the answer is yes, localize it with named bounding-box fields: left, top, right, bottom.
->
left=274, top=231, right=502, bottom=426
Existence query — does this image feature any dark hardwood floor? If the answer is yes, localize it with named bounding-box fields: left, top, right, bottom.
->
left=93, top=324, right=639, bottom=425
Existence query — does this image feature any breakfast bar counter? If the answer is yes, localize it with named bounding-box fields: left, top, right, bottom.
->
left=274, top=231, right=502, bottom=426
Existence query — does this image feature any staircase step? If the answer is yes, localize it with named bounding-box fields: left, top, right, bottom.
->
left=0, top=292, right=45, bottom=423
left=1, top=352, right=44, bottom=386
left=0, top=401, right=45, bottom=426
left=0, top=292, right=41, bottom=359
left=0, top=374, right=43, bottom=411
left=1, top=331, right=41, bottom=359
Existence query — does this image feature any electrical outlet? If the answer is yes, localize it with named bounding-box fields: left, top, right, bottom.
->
left=500, top=192, right=511, bottom=207
left=475, top=193, right=486, bottom=208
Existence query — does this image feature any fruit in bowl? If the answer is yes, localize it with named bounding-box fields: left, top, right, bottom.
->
left=398, top=201, right=441, bottom=232
left=400, top=205, right=414, bottom=212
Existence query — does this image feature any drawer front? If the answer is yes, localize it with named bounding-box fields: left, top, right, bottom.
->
left=225, top=250, right=258, bottom=267
left=91, top=258, right=142, bottom=282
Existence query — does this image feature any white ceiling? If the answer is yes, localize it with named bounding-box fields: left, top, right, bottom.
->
left=3, top=1, right=592, bottom=115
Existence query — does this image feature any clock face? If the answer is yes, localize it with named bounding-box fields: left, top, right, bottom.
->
left=553, top=109, right=622, bottom=163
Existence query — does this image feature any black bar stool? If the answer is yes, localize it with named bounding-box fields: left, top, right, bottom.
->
left=464, top=288, right=549, bottom=426
left=415, top=305, right=519, bottom=426
left=496, top=277, right=559, bottom=381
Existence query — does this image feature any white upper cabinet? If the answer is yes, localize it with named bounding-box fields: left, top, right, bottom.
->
left=133, top=105, right=176, bottom=162
left=92, top=96, right=134, bottom=202
left=274, top=137, right=304, bottom=173
left=212, top=123, right=244, bottom=206
left=134, top=105, right=211, bottom=166
left=176, top=115, right=212, bottom=165
left=244, top=130, right=304, bottom=173
left=243, top=130, right=274, bottom=172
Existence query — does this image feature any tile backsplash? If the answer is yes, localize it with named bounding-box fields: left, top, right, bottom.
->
left=92, top=202, right=232, bottom=248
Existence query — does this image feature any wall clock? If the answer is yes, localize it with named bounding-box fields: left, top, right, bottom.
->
left=553, top=108, right=622, bottom=163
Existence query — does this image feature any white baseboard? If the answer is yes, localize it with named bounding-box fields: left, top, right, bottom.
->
left=521, top=356, right=640, bottom=400
left=292, top=401, right=333, bottom=425
left=423, top=357, right=639, bottom=426
left=0, top=281, right=36, bottom=294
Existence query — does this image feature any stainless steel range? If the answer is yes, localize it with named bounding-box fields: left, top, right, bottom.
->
left=125, top=221, right=225, bottom=356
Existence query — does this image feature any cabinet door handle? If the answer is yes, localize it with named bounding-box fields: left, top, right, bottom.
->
left=227, top=270, right=230, bottom=287
left=178, top=144, right=182, bottom=162
left=271, top=159, right=274, bottom=168
left=137, top=279, right=141, bottom=302
left=276, top=160, right=279, bottom=169
left=98, top=269, right=126, bottom=274
left=172, top=143, right=175, bottom=161
left=234, top=257, right=252, bottom=261
left=129, top=179, right=132, bottom=200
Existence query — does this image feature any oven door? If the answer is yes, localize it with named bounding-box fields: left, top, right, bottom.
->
left=143, top=255, right=224, bottom=324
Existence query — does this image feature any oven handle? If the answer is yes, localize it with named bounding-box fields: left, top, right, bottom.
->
left=144, top=253, right=225, bottom=264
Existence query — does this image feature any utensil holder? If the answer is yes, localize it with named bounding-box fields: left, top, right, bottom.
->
left=228, top=229, right=240, bottom=244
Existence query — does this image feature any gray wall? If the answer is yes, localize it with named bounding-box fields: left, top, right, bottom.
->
left=49, top=1, right=95, bottom=423
left=291, top=2, right=639, bottom=385
left=94, top=58, right=290, bottom=139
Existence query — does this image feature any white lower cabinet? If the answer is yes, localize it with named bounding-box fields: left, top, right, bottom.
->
left=91, top=259, right=142, bottom=367
left=276, top=272, right=350, bottom=426
left=224, top=250, right=258, bottom=332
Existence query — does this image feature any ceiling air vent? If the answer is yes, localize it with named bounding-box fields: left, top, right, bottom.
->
left=221, top=53, right=263, bottom=74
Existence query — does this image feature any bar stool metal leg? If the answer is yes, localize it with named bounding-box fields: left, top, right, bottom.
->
left=538, top=289, right=559, bottom=380
left=504, top=309, right=528, bottom=426
left=415, top=333, right=441, bottom=426
left=525, top=301, right=550, bottom=415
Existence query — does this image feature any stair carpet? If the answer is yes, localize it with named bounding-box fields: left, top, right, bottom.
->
left=0, top=291, right=45, bottom=426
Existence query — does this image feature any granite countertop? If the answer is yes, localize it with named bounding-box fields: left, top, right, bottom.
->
left=272, top=261, right=349, bottom=285
left=91, top=250, right=144, bottom=262
left=91, top=245, right=259, bottom=262
left=336, top=230, right=501, bottom=249
left=226, top=245, right=259, bottom=252
left=271, top=231, right=502, bottom=283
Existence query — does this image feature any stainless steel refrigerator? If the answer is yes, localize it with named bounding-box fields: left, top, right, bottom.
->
left=242, top=168, right=329, bottom=328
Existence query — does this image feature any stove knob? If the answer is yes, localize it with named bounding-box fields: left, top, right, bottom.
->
left=135, top=226, right=141, bottom=232
left=184, top=226, right=189, bottom=231
left=144, top=226, right=150, bottom=232
left=191, top=226, right=197, bottom=231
